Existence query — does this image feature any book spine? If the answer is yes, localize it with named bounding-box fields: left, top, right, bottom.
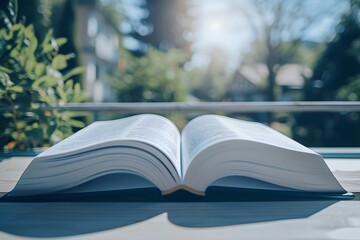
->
left=161, top=185, right=205, bottom=196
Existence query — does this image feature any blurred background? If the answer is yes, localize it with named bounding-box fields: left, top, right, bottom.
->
left=1, top=0, right=360, bottom=150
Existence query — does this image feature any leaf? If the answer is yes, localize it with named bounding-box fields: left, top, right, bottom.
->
left=34, top=63, right=46, bottom=76
left=74, top=82, right=81, bottom=94
left=0, top=66, right=12, bottom=74
left=71, top=82, right=86, bottom=102
left=31, top=103, right=40, bottom=109
left=55, top=37, right=67, bottom=47
left=9, top=85, right=23, bottom=93
left=3, top=112, right=13, bottom=118
left=25, top=58, right=36, bottom=73
left=41, top=29, right=54, bottom=53
left=65, top=79, right=74, bottom=90
left=43, top=77, right=58, bottom=88
left=56, top=86, right=67, bottom=102
left=62, top=66, right=84, bottom=80
left=11, top=131, right=25, bottom=141
left=68, top=119, right=85, bottom=128
left=9, top=46, right=19, bottom=58
left=32, top=75, right=58, bottom=89
left=42, top=44, right=54, bottom=54
left=52, top=55, right=68, bottom=70
left=32, top=75, right=49, bottom=88
left=25, top=25, right=38, bottom=54
left=28, top=35, right=38, bottom=54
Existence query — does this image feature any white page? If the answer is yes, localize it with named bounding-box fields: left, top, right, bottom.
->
left=181, top=115, right=315, bottom=175
left=225, top=117, right=314, bottom=154
left=37, top=114, right=181, bottom=174
left=53, top=114, right=181, bottom=177
left=125, top=115, right=181, bottom=176
left=37, top=116, right=138, bottom=159
left=10, top=114, right=182, bottom=196
left=182, top=115, right=345, bottom=194
left=181, top=115, right=239, bottom=175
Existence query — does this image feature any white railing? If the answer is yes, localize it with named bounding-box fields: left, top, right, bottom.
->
left=40, top=101, right=360, bottom=113
left=1, top=101, right=360, bottom=113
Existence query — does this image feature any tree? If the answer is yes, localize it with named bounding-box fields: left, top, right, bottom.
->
left=304, top=1, right=360, bottom=101
left=99, top=0, right=193, bottom=54
left=237, top=0, right=347, bottom=101
left=109, top=48, right=188, bottom=102
left=129, top=0, right=193, bottom=52
left=293, top=1, right=360, bottom=147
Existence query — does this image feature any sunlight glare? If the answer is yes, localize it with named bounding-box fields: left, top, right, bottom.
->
left=191, top=1, right=254, bottom=70
left=208, top=18, right=225, bottom=36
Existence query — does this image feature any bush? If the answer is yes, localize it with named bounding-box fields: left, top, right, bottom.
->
left=111, top=48, right=188, bottom=102
left=0, top=0, right=86, bottom=150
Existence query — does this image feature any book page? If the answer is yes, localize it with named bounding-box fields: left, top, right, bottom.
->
left=226, top=117, right=313, bottom=153
left=181, top=115, right=345, bottom=194
left=181, top=115, right=239, bottom=175
left=181, top=115, right=314, bottom=176
left=9, top=114, right=182, bottom=196
left=37, top=116, right=139, bottom=158
left=37, top=114, right=181, bottom=176
left=125, top=115, right=181, bottom=176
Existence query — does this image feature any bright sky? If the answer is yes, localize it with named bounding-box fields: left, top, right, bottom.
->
left=190, top=0, right=349, bottom=70
left=120, top=0, right=350, bottom=70
left=190, top=0, right=251, bottom=70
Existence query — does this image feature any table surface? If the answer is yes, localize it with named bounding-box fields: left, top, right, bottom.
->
left=0, top=156, right=360, bottom=240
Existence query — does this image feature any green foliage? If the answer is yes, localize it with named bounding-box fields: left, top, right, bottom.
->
left=0, top=1, right=86, bottom=150
left=336, top=39, right=360, bottom=101
left=294, top=2, right=360, bottom=147
left=336, top=76, right=360, bottom=101
left=111, top=48, right=188, bottom=102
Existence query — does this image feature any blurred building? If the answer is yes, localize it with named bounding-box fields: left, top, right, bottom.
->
left=74, top=0, right=121, bottom=102
left=227, top=64, right=312, bottom=101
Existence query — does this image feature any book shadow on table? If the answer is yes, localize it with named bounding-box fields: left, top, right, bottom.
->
left=0, top=173, right=350, bottom=237
left=0, top=189, right=339, bottom=238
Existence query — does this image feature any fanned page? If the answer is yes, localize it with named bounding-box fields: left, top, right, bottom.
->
left=9, top=114, right=181, bottom=196
left=181, top=115, right=346, bottom=195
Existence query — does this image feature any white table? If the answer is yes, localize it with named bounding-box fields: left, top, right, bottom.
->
left=0, top=157, right=359, bottom=240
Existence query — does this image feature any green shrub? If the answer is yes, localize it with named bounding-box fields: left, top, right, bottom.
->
left=112, top=48, right=188, bottom=102
left=0, top=0, right=86, bottom=150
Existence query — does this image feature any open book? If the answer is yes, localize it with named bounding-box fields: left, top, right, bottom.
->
left=8, top=114, right=349, bottom=199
